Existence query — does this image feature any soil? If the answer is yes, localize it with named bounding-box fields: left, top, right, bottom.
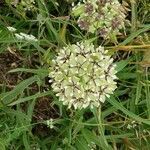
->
left=33, top=96, right=60, bottom=137
left=0, top=50, right=23, bottom=88
left=0, top=50, right=59, bottom=137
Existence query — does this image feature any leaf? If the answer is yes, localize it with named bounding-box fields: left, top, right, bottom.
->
left=0, top=139, right=6, bottom=150
left=9, top=68, right=49, bottom=77
left=120, top=25, right=150, bottom=45
left=72, top=4, right=84, bottom=16
left=1, top=76, right=39, bottom=105
left=23, top=132, right=31, bottom=150
left=115, top=60, right=129, bottom=72
left=82, top=129, right=101, bottom=147
left=59, top=23, right=67, bottom=44
left=107, top=96, right=150, bottom=125
left=38, top=0, right=60, bottom=43
left=8, top=91, right=54, bottom=106
left=117, top=73, right=136, bottom=79
left=75, top=136, right=90, bottom=150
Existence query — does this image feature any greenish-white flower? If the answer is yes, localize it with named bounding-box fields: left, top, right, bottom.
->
left=11, top=0, right=35, bottom=11
left=49, top=41, right=117, bottom=109
left=21, top=0, right=35, bottom=11
left=72, top=0, right=128, bottom=39
left=7, top=26, right=17, bottom=32
left=46, top=118, right=54, bottom=129
left=15, top=32, right=38, bottom=42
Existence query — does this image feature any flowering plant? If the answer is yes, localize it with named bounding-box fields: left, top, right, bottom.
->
left=72, top=0, right=127, bottom=39
left=49, top=41, right=117, bottom=109
left=7, top=26, right=38, bottom=42
left=11, top=0, right=36, bottom=11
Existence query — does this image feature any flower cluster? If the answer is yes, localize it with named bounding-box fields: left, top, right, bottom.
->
left=49, top=41, right=117, bottom=109
left=7, top=26, right=17, bottom=32
left=127, top=121, right=139, bottom=129
left=7, top=26, right=38, bottom=42
left=15, top=33, right=38, bottom=42
left=11, top=0, right=35, bottom=11
left=72, top=0, right=127, bottom=38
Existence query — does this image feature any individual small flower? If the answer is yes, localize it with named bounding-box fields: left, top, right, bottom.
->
left=15, top=32, right=38, bottom=42
left=49, top=41, right=117, bottom=109
left=46, top=118, right=54, bottom=129
left=127, top=121, right=139, bottom=129
left=7, top=26, right=17, bottom=32
left=72, top=0, right=128, bottom=39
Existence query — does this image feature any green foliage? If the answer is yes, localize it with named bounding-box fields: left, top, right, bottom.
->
left=0, top=0, right=150, bottom=149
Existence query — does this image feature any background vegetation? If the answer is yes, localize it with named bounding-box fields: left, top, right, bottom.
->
left=0, top=0, right=150, bottom=149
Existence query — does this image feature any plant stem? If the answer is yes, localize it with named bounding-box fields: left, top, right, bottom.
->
left=93, top=107, right=112, bottom=150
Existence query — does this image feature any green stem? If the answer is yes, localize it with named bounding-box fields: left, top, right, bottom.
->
left=145, top=67, right=150, bottom=119
left=93, top=107, right=112, bottom=150
left=131, top=0, right=137, bottom=32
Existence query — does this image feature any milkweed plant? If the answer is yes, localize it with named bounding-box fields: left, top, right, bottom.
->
left=49, top=41, right=117, bottom=109
left=72, top=0, right=128, bottom=39
left=48, top=0, right=127, bottom=110
left=11, top=0, right=36, bottom=11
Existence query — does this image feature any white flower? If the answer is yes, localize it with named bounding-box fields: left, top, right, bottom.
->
left=12, top=0, right=36, bottom=11
left=20, top=32, right=38, bottom=41
left=127, top=124, right=132, bottom=129
left=15, top=32, right=38, bottom=42
left=15, top=33, right=24, bottom=40
left=49, top=41, right=117, bottom=109
left=7, top=26, right=17, bottom=32
left=127, top=120, right=139, bottom=129
left=46, top=118, right=54, bottom=129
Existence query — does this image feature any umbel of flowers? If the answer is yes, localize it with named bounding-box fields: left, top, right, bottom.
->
left=11, top=0, right=35, bottom=11
left=72, top=0, right=127, bottom=39
left=49, top=41, right=117, bottom=109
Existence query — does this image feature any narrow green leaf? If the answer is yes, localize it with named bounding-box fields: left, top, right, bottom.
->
left=120, top=25, right=150, bottom=45
left=1, top=76, right=39, bottom=105
left=23, top=132, right=31, bottom=150
left=75, top=136, right=90, bottom=150
left=9, top=68, right=49, bottom=76
left=8, top=91, right=54, bottom=106
left=107, top=96, right=150, bottom=125
left=115, top=60, right=129, bottom=72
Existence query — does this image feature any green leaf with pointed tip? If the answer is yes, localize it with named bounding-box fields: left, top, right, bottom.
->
left=1, top=76, right=39, bottom=105
left=115, top=60, right=129, bottom=72
left=72, top=5, right=84, bottom=16
left=107, top=96, right=150, bottom=125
